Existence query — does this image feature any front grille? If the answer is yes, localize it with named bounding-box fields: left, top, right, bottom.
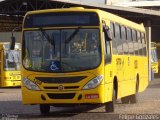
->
left=47, top=93, right=75, bottom=99
left=44, top=86, right=79, bottom=90
left=64, top=86, right=79, bottom=89
left=44, top=87, right=58, bottom=89
left=36, top=76, right=87, bottom=83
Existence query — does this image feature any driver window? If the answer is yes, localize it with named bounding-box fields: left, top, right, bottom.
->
left=103, top=27, right=111, bottom=64
left=106, top=41, right=111, bottom=55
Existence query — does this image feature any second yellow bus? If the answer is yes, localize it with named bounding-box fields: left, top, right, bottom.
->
left=0, top=42, right=21, bottom=87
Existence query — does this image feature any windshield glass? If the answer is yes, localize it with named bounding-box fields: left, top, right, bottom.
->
left=23, top=28, right=101, bottom=72
left=4, top=50, right=20, bottom=71
left=151, top=48, right=158, bottom=62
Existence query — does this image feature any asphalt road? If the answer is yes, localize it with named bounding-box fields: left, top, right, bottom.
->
left=0, top=79, right=160, bottom=120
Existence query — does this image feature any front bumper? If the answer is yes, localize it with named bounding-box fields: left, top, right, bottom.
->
left=22, top=84, right=105, bottom=105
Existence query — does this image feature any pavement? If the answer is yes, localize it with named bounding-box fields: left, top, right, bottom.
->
left=0, top=79, right=160, bottom=120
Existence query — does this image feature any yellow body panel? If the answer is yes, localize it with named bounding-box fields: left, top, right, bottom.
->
left=21, top=7, right=148, bottom=105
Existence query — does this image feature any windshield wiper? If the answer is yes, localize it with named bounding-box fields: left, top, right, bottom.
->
left=39, top=27, right=55, bottom=54
left=39, top=27, right=55, bottom=46
left=65, top=27, right=81, bottom=44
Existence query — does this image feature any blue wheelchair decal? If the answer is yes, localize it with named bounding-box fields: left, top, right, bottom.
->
left=50, top=61, right=60, bottom=71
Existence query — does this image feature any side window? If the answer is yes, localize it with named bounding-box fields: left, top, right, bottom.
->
left=110, top=22, right=118, bottom=54
left=132, top=29, right=138, bottom=55
left=105, top=41, right=111, bottom=55
left=137, top=31, right=143, bottom=55
left=127, top=28, right=134, bottom=55
left=121, top=26, right=128, bottom=54
left=103, top=25, right=111, bottom=55
left=115, top=23, right=123, bottom=54
left=104, top=39, right=112, bottom=64
left=141, top=33, right=147, bottom=56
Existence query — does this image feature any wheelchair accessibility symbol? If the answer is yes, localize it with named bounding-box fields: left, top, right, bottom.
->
left=50, top=61, right=59, bottom=71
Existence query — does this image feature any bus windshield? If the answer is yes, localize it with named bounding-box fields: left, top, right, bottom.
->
left=4, top=50, right=20, bottom=71
left=23, top=28, right=101, bottom=72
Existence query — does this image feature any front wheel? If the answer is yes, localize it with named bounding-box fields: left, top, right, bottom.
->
left=39, top=104, right=50, bottom=114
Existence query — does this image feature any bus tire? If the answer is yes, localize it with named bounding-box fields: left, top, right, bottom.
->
left=129, top=94, right=137, bottom=104
left=105, top=87, right=115, bottom=113
left=39, top=104, right=50, bottom=114
left=121, top=96, right=130, bottom=104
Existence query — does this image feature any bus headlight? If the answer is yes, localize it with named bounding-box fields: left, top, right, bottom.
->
left=82, top=75, right=103, bottom=90
left=22, top=77, right=40, bottom=90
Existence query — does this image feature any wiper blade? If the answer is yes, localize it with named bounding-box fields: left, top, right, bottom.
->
left=39, top=27, right=55, bottom=46
left=65, top=27, right=81, bottom=44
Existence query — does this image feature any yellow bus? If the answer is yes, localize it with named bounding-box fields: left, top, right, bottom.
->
left=18, top=7, right=148, bottom=114
left=0, top=42, right=21, bottom=87
left=151, top=42, right=158, bottom=74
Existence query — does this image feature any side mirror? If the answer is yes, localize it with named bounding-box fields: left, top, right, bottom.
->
left=10, top=26, right=21, bottom=50
left=103, top=25, right=112, bottom=41
left=10, top=36, right=16, bottom=50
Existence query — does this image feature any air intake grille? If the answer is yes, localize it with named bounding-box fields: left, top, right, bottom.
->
left=47, top=93, right=75, bottom=99
left=36, top=76, right=86, bottom=83
left=44, top=86, right=79, bottom=90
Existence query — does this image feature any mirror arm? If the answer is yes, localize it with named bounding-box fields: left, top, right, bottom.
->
left=102, top=21, right=112, bottom=41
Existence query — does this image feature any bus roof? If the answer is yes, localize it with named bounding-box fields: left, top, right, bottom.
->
left=24, top=7, right=145, bottom=32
